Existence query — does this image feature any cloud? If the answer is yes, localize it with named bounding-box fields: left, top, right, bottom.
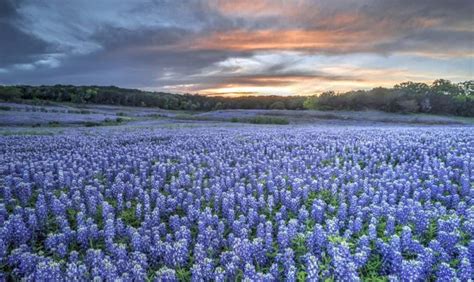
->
left=0, top=0, right=472, bottom=94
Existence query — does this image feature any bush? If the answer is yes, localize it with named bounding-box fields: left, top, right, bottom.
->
left=397, top=99, right=419, bottom=113
left=48, top=121, right=61, bottom=127
left=84, top=121, right=101, bottom=127
left=248, top=116, right=289, bottom=125
left=269, top=101, right=286, bottom=110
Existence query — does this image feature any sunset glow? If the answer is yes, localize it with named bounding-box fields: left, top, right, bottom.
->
left=1, top=0, right=472, bottom=95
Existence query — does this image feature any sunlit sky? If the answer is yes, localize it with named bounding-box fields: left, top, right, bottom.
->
left=1, top=0, right=473, bottom=96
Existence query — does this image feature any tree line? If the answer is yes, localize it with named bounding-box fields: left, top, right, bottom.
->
left=0, top=79, right=472, bottom=116
left=304, top=80, right=473, bottom=116
left=0, top=85, right=306, bottom=111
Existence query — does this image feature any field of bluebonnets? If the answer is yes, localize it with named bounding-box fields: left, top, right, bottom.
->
left=0, top=124, right=473, bottom=281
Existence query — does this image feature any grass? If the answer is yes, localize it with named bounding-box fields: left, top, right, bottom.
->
left=83, top=117, right=129, bottom=127
left=0, top=130, right=57, bottom=136
left=172, top=113, right=289, bottom=125
left=48, top=121, right=61, bottom=127
left=231, top=116, right=290, bottom=125
left=445, top=115, right=474, bottom=124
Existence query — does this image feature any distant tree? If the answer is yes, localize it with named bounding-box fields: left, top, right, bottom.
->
left=303, top=95, right=318, bottom=109
left=419, top=98, right=432, bottom=113
left=316, top=91, right=337, bottom=110
left=453, top=95, right=474, bottom=116
left=2, top=80, right=473, bottom=116
left=213, top=102, right=224, bottom=110
left=270, top=101, right=286, bottom=110
left=459, top=80, right=473, bottom=96
left=431, top=79, right=461, bottom=95
left=395, top=81, right=430, bottom=95
left=397, top=99, right=419, bottom=113
left=0, top=86, right=22, bottom=100
left=285, top=97, right=305, bottom=110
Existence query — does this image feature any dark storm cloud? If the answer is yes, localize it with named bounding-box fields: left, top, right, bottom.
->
left=0, top=0, right=17, bottom=18
left=0, top=0, right=472, bottom=93
left=0, top=23, right=51, bottom=66
left=0, top=0, right=52, bottom=67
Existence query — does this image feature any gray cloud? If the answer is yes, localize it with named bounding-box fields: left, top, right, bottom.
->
left=0, top=0, right=472, bottom=92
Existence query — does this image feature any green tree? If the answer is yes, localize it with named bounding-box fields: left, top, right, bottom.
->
left=270, top=101, right=286, bottom=110
left=0, top=86, right=22, bottom=101
left=303, top=95, right=318, bottom=109
left=431, top=79, right=461, bottom=95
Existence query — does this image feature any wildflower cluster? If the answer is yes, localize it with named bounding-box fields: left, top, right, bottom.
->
left=0, top=126, right=472, bottom=280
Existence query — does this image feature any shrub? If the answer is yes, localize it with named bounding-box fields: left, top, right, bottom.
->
left=84, top=121, right=101, bottom=127
left=248, top=116, right=289, bottom=125
left=48, top=121, right=61, bottom=127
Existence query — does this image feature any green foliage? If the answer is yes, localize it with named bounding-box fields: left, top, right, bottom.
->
left=1, top=79, right=472, bottom=116
left=303, top=95, right=318, bottom=109
left=359, top=253, right=387, bottom=281
left=0, top=85, right=305, bottom=110
left=84, top=121, right=102, bottom=127
left=303, top=80, right=474, bottom=116
left=48, top=121, right=61, bottom=127
left=83, top=117, right=127, bottom=127
left=269, top=101, right=286, bottom=109
left=0, top=86, right=22, bottom=100
left=120, top=202, right=140, bottom=228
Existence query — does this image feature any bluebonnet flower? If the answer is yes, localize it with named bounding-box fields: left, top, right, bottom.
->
left=131, top=263, right=146, bottom=281
left=213, top=267, right=225, bottom=282
left=435, top=262, right=456, bottom=282
left=277, top=227, right=290, bottom=249
left=30, top=260, right=63, bottom=281
left=400, top=260, right=423, bottom=281
left=131, top=231, right=142, bottom=252
left=269, top=263, right=280, bottom=279
left=154, top=267, right=177, bottom=281
left=352, top=216, right=363, bottom=234
left=311, top=199, right=325, bottom=223
left=104, top=218, right=115, bottom=241
left=368, top=223, right=377, bottom=240
left=326, top=218, right=339, bottom=236
left=330, top=242, right=360, bottom=281
left=253, top=238, right=267, bottom=266
left=7, top=247, right=38, bottom=277
left=307, top=224, right=327, bottom=255
left=244, top=263, right=257, bottom=281
left=286, top=265, right=297, bottom=282
left=1, top=124, right=472, bottom=280
left=6, top=214, right=30, bottom=246
left=437, top=230, right=459, bottom=255
left=191, top=263, right=205, bottom=281
left=65, top=262, right=89, bottom=281
left=385, top=215, right=396, bottom=236
left=306, top=255, right=319, bottom=280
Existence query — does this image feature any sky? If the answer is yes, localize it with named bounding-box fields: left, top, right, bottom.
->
left=1, top=0, right=473, bottom=96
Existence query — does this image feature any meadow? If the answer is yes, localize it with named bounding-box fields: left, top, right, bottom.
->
left=2, top=0, right=473, bottom=279
left=0, top=118, right=473, bottom=281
